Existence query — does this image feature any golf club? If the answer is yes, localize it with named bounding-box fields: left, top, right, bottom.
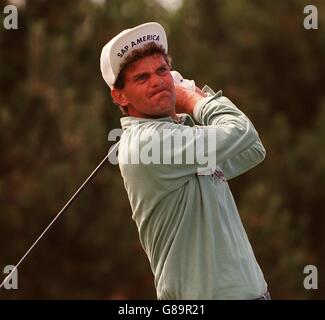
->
left=0, top=142, right=120, bottom=290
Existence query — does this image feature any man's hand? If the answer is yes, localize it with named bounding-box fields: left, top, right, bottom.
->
left=175, top=84, right=206, bottom=116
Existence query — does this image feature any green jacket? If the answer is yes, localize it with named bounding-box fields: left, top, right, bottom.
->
left=118, top=86, right=267, bottom=299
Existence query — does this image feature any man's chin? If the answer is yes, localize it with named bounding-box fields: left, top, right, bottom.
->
left=157, top=105, right=175, bottom=117
left=149, top=106, right=175, bottom=118
left=156, top=95, right=175, bottom=110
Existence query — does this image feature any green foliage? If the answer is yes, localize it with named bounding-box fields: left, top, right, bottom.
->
left=0, top=0, right=324, bottom=299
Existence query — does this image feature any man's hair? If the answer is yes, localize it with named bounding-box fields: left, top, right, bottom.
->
left=114, top=42, right=171, bottom=90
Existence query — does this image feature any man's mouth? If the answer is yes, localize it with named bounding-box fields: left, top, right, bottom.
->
left=149, top=88, right=170, bottom=98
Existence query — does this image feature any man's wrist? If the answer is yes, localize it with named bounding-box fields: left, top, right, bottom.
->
left=184, top=92, right=205, bottom=115
left=175, top=85, right=205, bottom=115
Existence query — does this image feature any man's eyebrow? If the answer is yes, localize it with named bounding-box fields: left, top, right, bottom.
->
left=156, top=63, right=168, bottom=69
left=132, top=63, right=169, bottom=80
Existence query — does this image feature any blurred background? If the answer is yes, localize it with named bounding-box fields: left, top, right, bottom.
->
left=0, top=0, right=324, bottom=299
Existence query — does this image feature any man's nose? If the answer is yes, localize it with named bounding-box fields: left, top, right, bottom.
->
left=150, top=73, right=163, bottom=87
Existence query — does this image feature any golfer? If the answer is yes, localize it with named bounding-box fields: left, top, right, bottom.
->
left=100, top=22, right=270, bottom=300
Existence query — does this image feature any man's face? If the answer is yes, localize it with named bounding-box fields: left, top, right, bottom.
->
left=112, top=54, right=177, bottom=119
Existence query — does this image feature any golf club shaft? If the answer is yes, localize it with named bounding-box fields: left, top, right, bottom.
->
left=0, top=142, right=119, bottom=289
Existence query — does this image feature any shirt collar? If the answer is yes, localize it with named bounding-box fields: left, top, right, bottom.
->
left=120, top=113, right=195, bottom=129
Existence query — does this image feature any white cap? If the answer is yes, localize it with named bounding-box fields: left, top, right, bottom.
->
left=100, top=22, right=168, bottom=89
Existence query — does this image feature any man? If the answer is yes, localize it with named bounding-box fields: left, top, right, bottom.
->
left=100, top=22, right=269, bottom=300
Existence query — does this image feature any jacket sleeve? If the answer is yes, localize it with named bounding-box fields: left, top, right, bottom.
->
left=193, top=86, right=266, bottom=180
left=217, top=138, right=265, bottom=180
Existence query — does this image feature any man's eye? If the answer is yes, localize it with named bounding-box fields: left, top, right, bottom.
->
left=136, top=74, right=148, bottom=82
left=157, top=67, right=168, bottom=74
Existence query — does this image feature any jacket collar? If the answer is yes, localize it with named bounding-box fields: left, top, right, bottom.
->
left=120, top=113, right=195, bottom=129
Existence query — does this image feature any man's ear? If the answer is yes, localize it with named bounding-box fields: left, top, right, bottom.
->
left=111, top=89, right=128, bottom=107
